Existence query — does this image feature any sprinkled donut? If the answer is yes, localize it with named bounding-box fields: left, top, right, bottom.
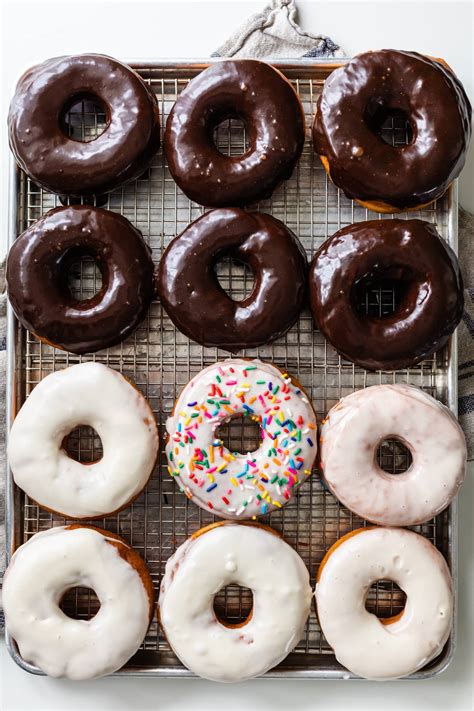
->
left=320, top=384, right=466, bottom=526
left=3, top=526, right=154, bottom=679
left=315, top=527, right=453, bottom=679
left=8, top=362, right=158, bottom=519
left=165, top=359, right=317, bottom=519
left=159, top=522, right=312, bottom=682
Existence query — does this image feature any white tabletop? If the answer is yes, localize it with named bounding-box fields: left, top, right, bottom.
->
left=1, top=1, right=473, bottom=709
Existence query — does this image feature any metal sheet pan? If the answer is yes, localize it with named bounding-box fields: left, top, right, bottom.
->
left=6, top=59, right=458, bottom=679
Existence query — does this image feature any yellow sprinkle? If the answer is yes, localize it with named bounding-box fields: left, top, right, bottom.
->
left=207, top=474, right=215, bottom=483
left=185, top=417, right=191, bottom=426
left=167, top=466, right=173, bottom=475
left=279, top=412, right=285, bottom=422
left=209, top=445, right=214, bottom=464
left=224, top=453, right=235, bottom=463
left=179, top=411, right=187, bottom=418
left=231, top=477, right=239, bottom=487
left=272, top=500, right=283, bottom=508
left=217, top=463, right=227, bottom=472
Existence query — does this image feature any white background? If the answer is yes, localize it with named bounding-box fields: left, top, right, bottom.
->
left=1, top=1, right=473, bottom=709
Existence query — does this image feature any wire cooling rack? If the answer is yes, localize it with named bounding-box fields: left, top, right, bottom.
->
left=6, top=60, right=458, bottom=678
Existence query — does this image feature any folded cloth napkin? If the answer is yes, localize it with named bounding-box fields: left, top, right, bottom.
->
left=0, top=0, right=472, bottom=628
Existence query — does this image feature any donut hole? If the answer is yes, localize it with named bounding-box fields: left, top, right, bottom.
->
left=215, top=256, right=255, bottom=302
left=62, top=425, right=103, bottom=464
left=63, top=249, right=104, bottom=303
left=213, top=117, right=250, bottom=157
left=364, top=101, right=414, bottom=147
left=365, top=579, right=407, bottom=623
left=61, top=93, right=109, bottom=143
left=60, top=586, right=101, bottom=620
left=215, top=415, right=262, bottom=455
left=213, top=584, right=254, bottom=628
left=377, top=437, right=413, bottom=475
left=351, top=265, right=414, bottom=319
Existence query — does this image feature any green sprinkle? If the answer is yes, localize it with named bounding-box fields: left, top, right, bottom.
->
left=271, top=475, right=278, bottom=484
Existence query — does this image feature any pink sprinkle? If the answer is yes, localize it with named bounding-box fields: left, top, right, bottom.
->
left=267, top=415, right=273, bottom=425
left=218, top=367, right=225, bottom=376
left=207, top=466, right=217, bottom=473
left=204, top=411, right=213, bottom=419
left=226, top=380, right=237, bottom=385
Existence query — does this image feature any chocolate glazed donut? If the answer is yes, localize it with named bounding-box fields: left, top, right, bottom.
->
left=6, top=206, right=155, bottom=354
left=8, top=54, right=161, bottom=196
left=309, top=220, right=463, bottom=371
left=157, top=209, right=308, bottom=351
left=164, top=60, right=305, bottom=207
left=313, top=50, right=472, bottom=212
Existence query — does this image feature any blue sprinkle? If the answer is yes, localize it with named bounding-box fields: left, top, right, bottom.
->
left=187, top=401, right=197, bottom=407
left=243, top=404, right=254, bottom=414
left=268, top=382, right=273, bottom=391
left=296, top=462, right=304, bottom=470
left=219, top=469, right=228, bottom=475
left=307, top=437, right=314, bottom=447
left=206, top=483, right=218, bottom=492
left=177, top=423, right=182, bottom=432
left=262, top=502, right=268, bottom=514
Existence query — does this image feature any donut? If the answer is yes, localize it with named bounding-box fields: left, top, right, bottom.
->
left=315, top=527, right=453, bottom=679
left=164, top=60, right=305, bottom=207
left=165, top=359, right=317, bottom=519
left=313, top=50, right=472, bottom=212
left=308, top=219, right=463, bottom=371
left=8, top=362, right=159, bottom=519
left=157, top=209, right=308, bottom=350
left=8, top=54, right=160, bottom=196
left=2, top=525, right=154, bottom=679
left=6, top=205, right=155, bottom=354
left=319, top=384, right=466, bottom=526
left=158, top=521, right=312, bottom=681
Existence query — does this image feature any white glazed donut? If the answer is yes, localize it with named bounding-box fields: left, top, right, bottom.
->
left=320, top=384, right=466, bottom=526
left=165, top=359, right=317, bottom=519
left=158, top=522, right=312, bottom=682
left=8, top=362, right=159, bottom=519
left=2, top=526, right=154, bottom=680
left=315, top=527, right=453, bottom=680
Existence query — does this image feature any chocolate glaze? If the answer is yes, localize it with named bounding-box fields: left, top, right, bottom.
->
left=8, top=54, right=161, bottom=196
left=157, top=208, right=308, bottom=351
left=313, top=50, right=472, bottom=209
left=164, top=60, right=305, bottom=207
left=6, top=206, right=155, bottom=354
left=309, top=219, right=463, bottom=371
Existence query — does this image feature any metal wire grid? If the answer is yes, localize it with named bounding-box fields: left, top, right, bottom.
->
left=12, top=66, right=452, bottom=675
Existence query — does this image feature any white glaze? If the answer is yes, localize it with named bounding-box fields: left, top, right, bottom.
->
left=8, top=362, right=159, bottom=518
left=165, top=359, right=317, bottom=519
left=2, top=526, right=152, bottom=680
left=315, top=527, right=453, bottom=680
left=159, top=523, right=312, bottom=682
left=320, top=384, right=466, bottom=526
